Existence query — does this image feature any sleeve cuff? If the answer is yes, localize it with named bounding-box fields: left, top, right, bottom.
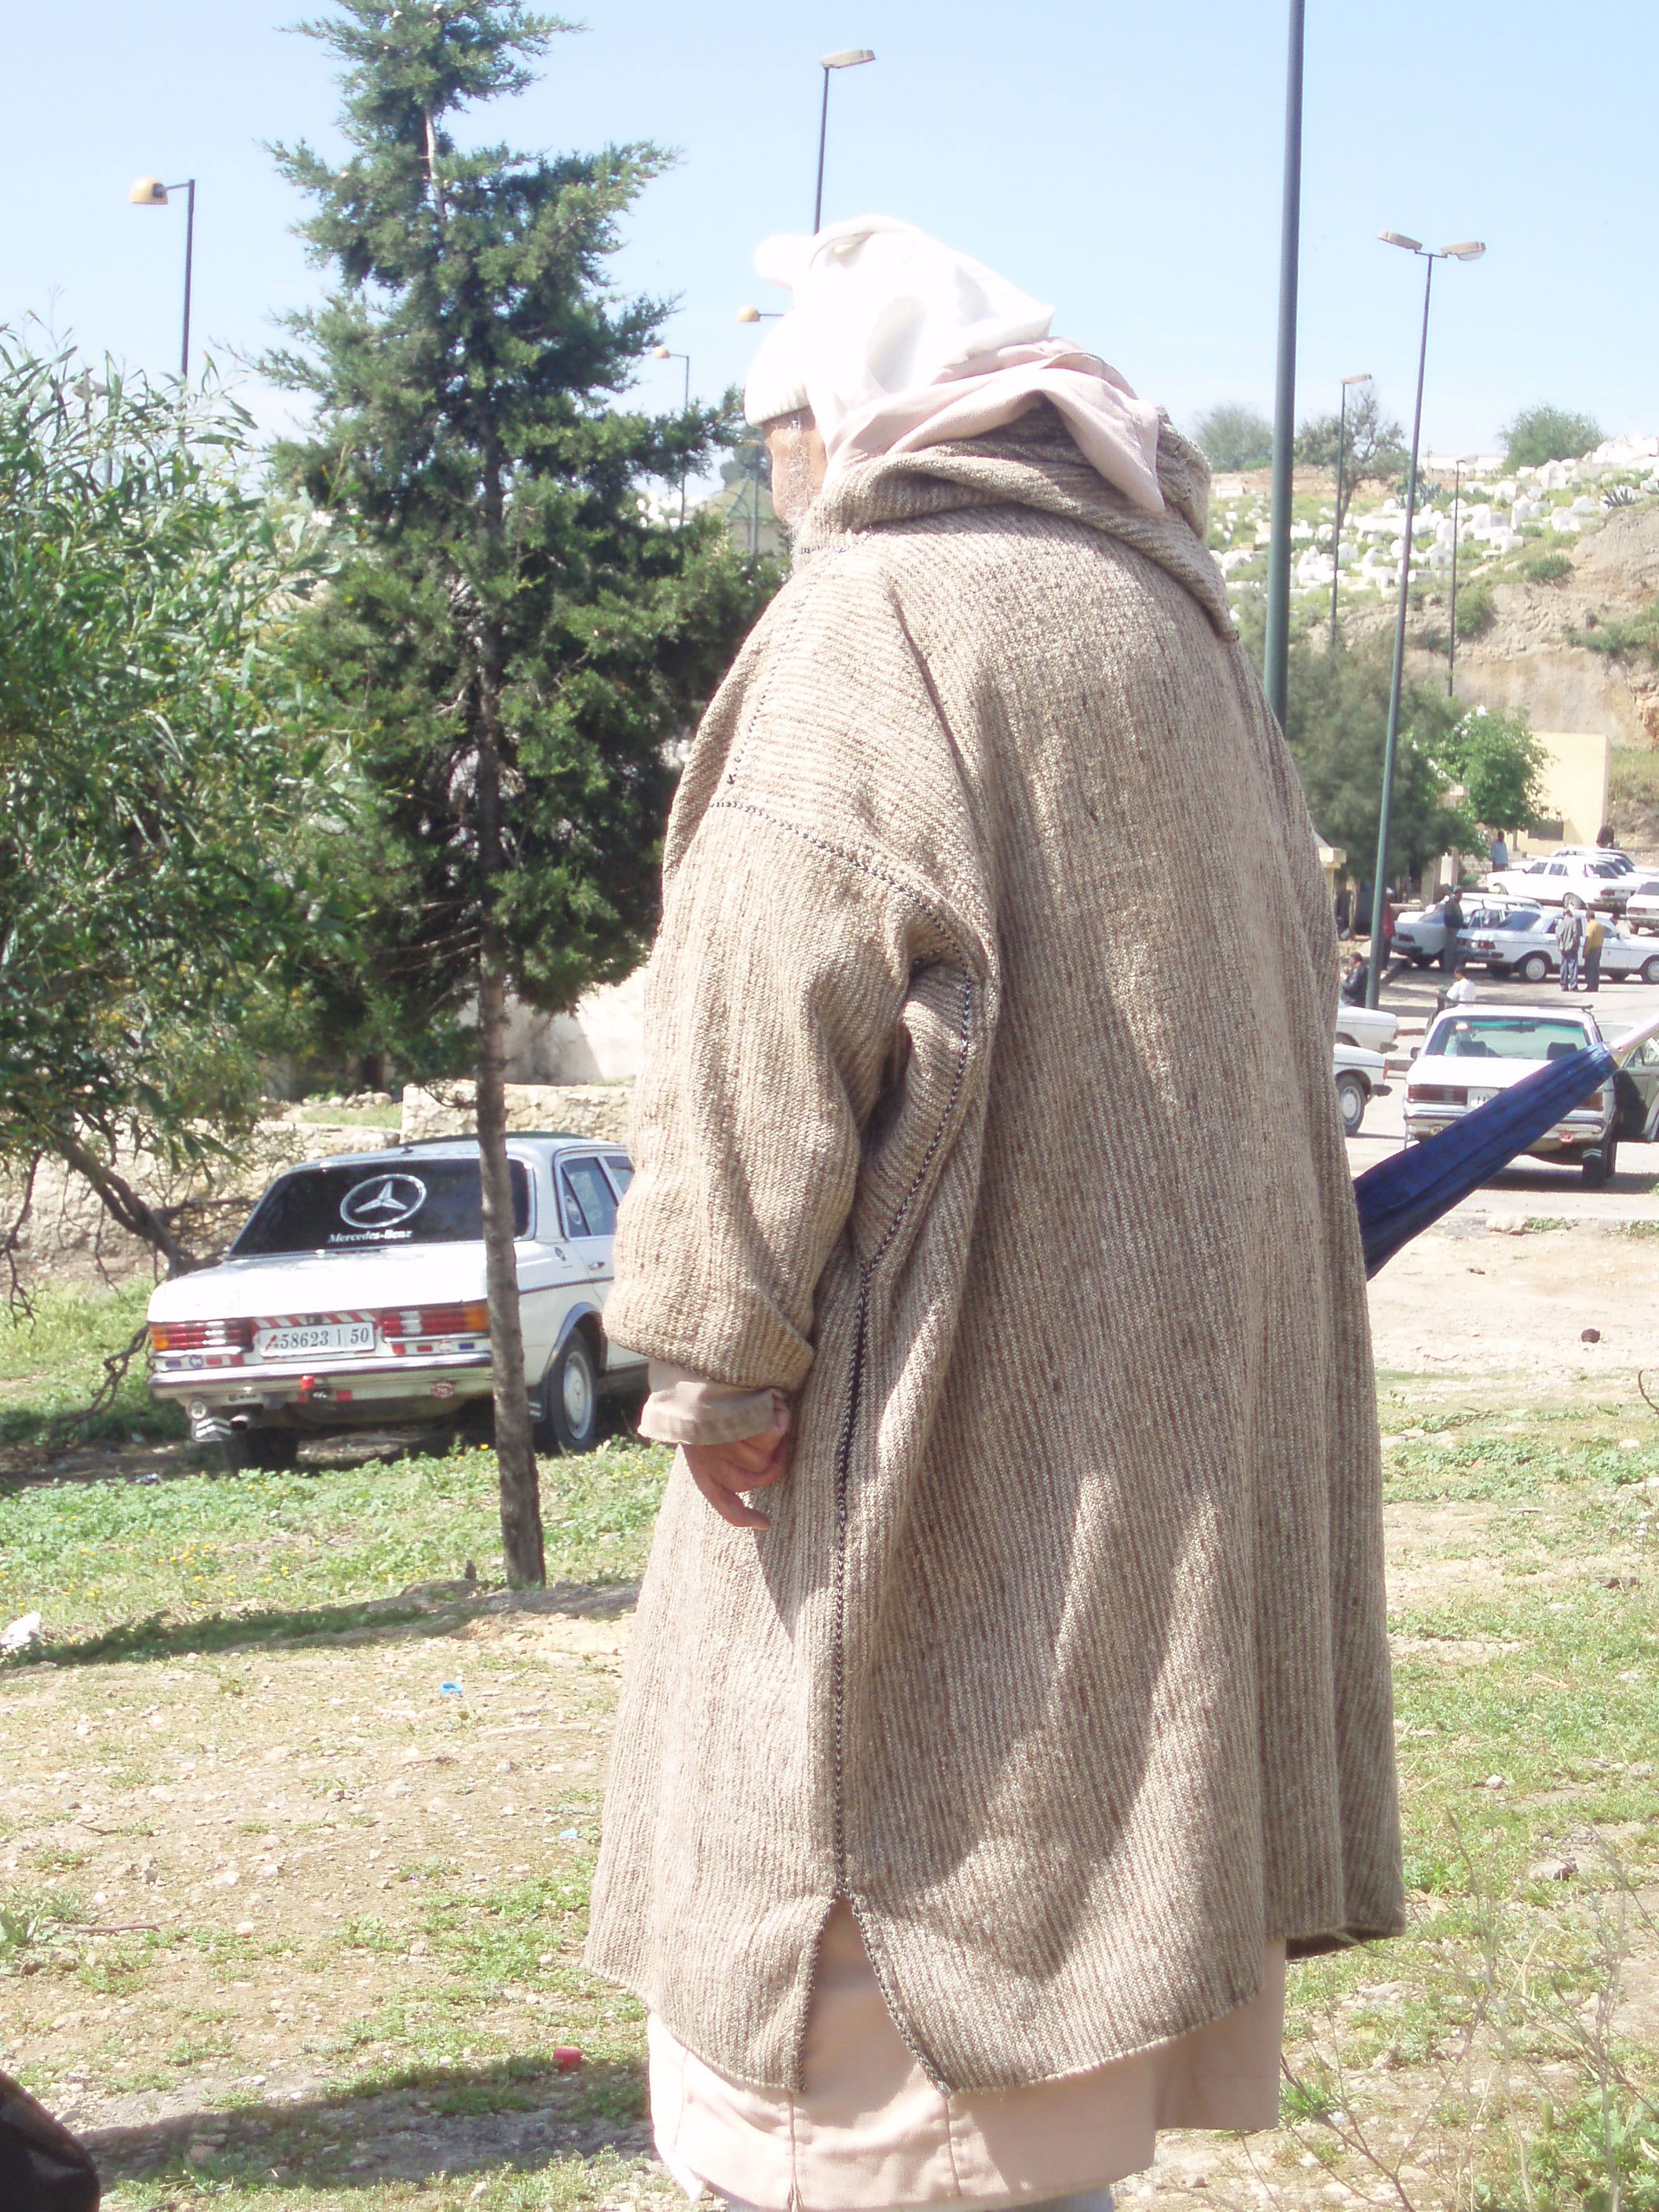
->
left=636, top=1362, right=786, bottom=1447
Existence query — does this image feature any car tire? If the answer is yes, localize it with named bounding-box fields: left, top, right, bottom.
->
left=1562, top=893, right=1586, bottom=913
left=1643, top=957, right=1659, bottom=985
left=1518, top=953, right=1551, bottom=983
left=534, top=1331, right=600, bottom=1456
left=1335, top=1072, right=1368, bottom=1138
left=222, top=1427, right=300, bottom=1473
left=1411, top=954, right=1433, bottom=969
left=1582, top=1141, right=1617, bottom=1189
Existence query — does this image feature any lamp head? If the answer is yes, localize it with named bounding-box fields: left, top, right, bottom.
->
left=129, top=176, right=168, bottom=206
left=1379, top=230, right=1423, bottom=252
left=822, top=47, right=875, bottom=67
left=651, top=345, right=672, bottom=360
left=1342, top=372, right=1374, bottom=386
left=736, top=305, right=761, bottom=324
left=1442, top=240, right=1486, bottom=261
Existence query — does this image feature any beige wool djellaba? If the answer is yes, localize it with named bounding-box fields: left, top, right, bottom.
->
left=588, top=405, right=1404, bottom=2097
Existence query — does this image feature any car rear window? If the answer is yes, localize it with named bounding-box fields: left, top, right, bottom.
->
left=1424, top=1016, right=1588, bottom=1062
left=233, top=1160, right=530, bottom=1255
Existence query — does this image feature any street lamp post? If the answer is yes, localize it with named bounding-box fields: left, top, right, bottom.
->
left=1262, top=0, right=1306, bottom=732
left=1364, top=233, right=1486, bottom=1009
left=129, top=176, right=196, bottom=379
left=813, top=49, right=874, bottom=233
left=1330, top=373, right=1372, bottom=653
left=651, top=345, right=691, bottom=524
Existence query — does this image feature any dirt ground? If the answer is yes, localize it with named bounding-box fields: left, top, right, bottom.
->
left=2, top=1592, right=650, bottom=2203
left=1368, top=1218, right=1659, bottom=1381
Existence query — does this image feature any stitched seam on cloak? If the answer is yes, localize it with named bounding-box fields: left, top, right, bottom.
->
left=832, top=977, right=975, bottom=2098
left=706, top=800, right=978, bottom=977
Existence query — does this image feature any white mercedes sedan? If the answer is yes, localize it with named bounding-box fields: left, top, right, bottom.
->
left=146, top=1137, right=645, bottom=1467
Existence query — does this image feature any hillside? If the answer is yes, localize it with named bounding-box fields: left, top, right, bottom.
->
left=1210, top=445, right=1659, bottom=853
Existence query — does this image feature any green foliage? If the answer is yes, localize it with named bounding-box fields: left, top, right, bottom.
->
left=0, top=342, right=339, bottom=1258
left=1278, top=632, right=1465, bottom=877
left=266, top=0, right=773, bottom=1033
left=1295, top=387, right=1408, bottom=531
left=1527, top=2093, right=1659, bottom=2212
left=1503, top=402, right=1604, bottom=469
left=1191, top=401, right=1273, bottom=472
left=1453, top=576, right=1497, bottom=638
left=1525, top=549, right=1574, bottom=584
left=1434, top=706, right=1550, bottom=833
left=1569, top=595, right=1659, bottom=665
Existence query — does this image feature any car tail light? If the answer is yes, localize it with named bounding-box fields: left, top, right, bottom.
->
left=378, top=1302, right=490, bottom=1342
left=1411, top=1084, right=1467, bottom=1105
left=148, top=1317, right=255, bottom=1354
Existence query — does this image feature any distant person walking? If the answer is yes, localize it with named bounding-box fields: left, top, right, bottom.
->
left=1438, top=884, right=1464, bottom=976
left=1489, top=833, right=1510, bottom=870
left=1582, top=910, right=1606, bottom=993
left=1558, top=904, right=1584, bottom=992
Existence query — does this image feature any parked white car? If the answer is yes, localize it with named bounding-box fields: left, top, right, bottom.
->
left=1335, top=1040, right=1390, bottom=1137
left=1333, top=1002, right=1399, bottom=1054
left=1402, top=1006, right=1620, bottom=1183
left=147, top=1137, right=646, bottom=1467
left=1459, top=911, right=1659, bottom=984
left=1621, top=873, right=1659, bottom=934
left=1481, top=854, right=1632, bottom=914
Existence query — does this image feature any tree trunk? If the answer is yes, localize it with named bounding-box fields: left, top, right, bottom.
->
left=474, top=604, right=545, bottom=1588
left=49, top=1130, right=198, bottom=1275
left=476, top=921, right=544, bottom=1586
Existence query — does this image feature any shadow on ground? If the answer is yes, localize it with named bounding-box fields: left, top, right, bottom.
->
left=5, top=1577, right=639, bottom=1670
left=80, top=2055, right=650, bottom=2195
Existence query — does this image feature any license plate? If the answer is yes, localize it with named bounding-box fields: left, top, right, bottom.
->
left=255, top=1321, right=376, bottom=1360
left=1467, top=1090, right=1496, bottom=1107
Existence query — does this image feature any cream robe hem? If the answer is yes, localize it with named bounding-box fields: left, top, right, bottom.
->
left=647, top=1904, right=1286, bottom=2212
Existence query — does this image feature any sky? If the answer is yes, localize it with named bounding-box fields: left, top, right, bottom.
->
left=3, top=0, right=1654, bottom=470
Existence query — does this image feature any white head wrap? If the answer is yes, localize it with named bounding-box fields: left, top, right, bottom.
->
left=743, top=217, right=1163, bottom=514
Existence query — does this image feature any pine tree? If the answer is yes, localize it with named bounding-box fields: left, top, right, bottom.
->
left=269, top=0, right=770, bottom=1583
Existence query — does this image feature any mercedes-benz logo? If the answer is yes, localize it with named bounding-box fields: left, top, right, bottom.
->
left=339, top=1173, right=428, bottom=1230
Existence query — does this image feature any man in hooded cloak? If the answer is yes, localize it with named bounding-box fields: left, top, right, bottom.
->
left=588, top=218, right=1403, bottom=2212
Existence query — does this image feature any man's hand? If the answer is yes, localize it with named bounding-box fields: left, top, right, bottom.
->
left=683, top=1404, right=791, bottom=1531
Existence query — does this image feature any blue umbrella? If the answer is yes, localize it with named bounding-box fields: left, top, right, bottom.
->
left=1353, top=1009, right=1659, bottom=1278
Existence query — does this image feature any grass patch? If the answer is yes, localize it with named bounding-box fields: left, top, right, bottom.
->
left=0, top=1434, right=668, bottom=1655
left=0, top=1280, right=179, bottom=1448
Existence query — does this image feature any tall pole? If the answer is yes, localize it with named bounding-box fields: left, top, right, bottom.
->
left=813, top=66, right=832, bottom=232
left=1366, top=254, right=1435, bottom=1008
left=1329, top=378, right=1350, bottom=655
left=180, top=178, right=196, bottom=379
left=1447, top=460, right=1463, bottom=696
left=678, top=353, right=689, bottom=524
left=1262, top=0, right=1306, bottom=730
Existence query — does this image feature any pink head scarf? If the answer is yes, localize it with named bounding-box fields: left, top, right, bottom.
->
left=742, top=217, right=1164, bottom=515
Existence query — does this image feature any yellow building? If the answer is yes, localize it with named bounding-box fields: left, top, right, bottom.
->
left=1512, top=731, right=1612, bottom=852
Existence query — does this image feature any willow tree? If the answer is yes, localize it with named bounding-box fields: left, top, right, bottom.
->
left=268, top=0, right=767, bottom=1583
